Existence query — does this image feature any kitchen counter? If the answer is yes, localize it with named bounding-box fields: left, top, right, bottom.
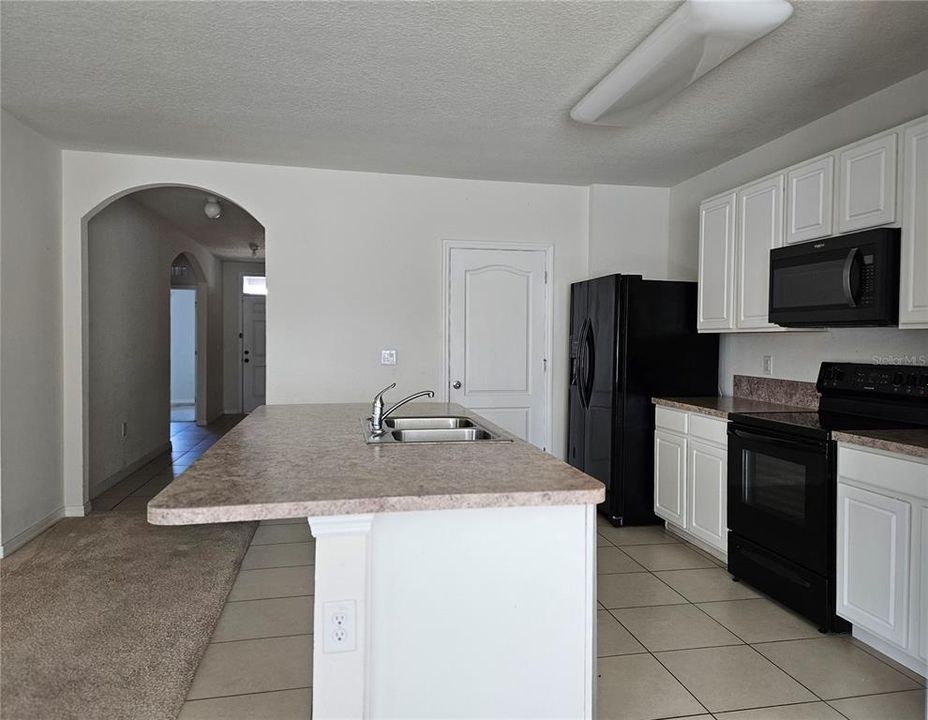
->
left=148, top=401, right=602, bottom=718
left=652, top=395, right=810, bottom=419
left=833, top=428, right=928, bottom=460
left=148, top=402, right=603, bottom=526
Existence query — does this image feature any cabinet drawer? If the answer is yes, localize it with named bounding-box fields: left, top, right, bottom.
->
left=689, top=414, right=728, bottom=446
left=838, top=445, right=928, bottom=501
left=655, top=406, right=688, bottom=434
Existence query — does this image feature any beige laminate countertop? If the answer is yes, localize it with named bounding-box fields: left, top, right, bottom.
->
left=834, top=429, right=928, bottom=460
left=652, top=396, right=809, bottom=419
left=148, top=403, right=604, bottom=525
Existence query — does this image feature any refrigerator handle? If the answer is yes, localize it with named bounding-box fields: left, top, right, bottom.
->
left=580, top=319, right=595, bottom=408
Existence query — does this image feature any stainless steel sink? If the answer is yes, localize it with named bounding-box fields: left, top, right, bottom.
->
left=384, top=416, right=475, bottom=430
left=391, top=427, right=495, bottom=442
left=365, top=416, right=510, bottom=444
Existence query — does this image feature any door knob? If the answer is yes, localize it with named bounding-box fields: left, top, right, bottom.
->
left=452, top=380, right=462, bottom=389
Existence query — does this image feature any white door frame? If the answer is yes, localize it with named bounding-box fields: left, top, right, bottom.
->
left=440, top=239, right=554, bottom=453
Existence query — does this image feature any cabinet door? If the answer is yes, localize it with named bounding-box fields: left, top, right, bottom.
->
left=837, top=483, right=911, bottom=648
left=786, top=156, right=834, bottom=244
left=736, top=175, right=784, bottom=330
left=697, top=192, right=736, bottom=331
left=900, top=120, right=928, bottom=328
left=919, top=505, right=928, bottom=663
left=837, top=134, right=897, bottom=233
left=654, top=430, right=686, bottom=527
left=686, top=439, right=727, bottom=552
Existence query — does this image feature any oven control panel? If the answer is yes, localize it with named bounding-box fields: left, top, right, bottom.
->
left=818, top=362, right=928, bottom=398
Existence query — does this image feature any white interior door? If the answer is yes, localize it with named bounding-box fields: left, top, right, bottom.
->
left=448, top=247, right=548, bottom=449
left=242, top=295, right=266, bottom=413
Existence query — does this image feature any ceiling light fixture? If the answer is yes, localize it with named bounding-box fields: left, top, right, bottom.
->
left=249, top=242, right=259, bottom=258
left=570, top=0, right=793, bottom=127
left=203, top=195, right=222, bottom=219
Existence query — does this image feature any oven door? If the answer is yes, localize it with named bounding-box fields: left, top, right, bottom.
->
left=727, top=425, right=831, bottom=574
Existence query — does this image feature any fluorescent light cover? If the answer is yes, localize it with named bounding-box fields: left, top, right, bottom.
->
left=571, top=0, right=793, bottom=127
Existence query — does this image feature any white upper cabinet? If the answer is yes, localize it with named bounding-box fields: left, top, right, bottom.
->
left=900, top=119, right=928, bottom=328
left=697, top=192, right=736, bottom=332
left=736, top=175, right=784, bottom=330
left=837, top=133, right=897, bottom=233
left=786, top=156, right=834, bottom=244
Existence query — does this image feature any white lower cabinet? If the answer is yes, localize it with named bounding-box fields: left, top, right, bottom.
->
left=836, top=483, right=910, bottom=648
left=687, top=439, right=727, bottom=550
left=654, top=407, right=727, bottom=554
left=837, top=444, right=928, bottom=676
left=654, top=429, right=686, bottom=527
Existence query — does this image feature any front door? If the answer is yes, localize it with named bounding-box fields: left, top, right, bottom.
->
left=242, top=295, right=266, bottom=413
left=448, top=247, right=548, bottom=449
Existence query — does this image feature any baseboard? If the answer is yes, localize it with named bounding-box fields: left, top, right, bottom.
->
left=664, top=522, right=728, bottom=564
left=171, top=400, right=195, bottom=407
left=0, top=505, right=66, bottom=559
left=223, top=407, right=242, bottom=415
left=852, top=626, right=928, bottom=679
left=65, top=501, right=92, bottom=517
left=89, top=442, right=172, bottom=498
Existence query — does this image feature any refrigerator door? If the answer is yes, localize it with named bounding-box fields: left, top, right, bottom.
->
left=566, top=281, right=588, bottom=469
left=583, top=275, right=618, bottom=493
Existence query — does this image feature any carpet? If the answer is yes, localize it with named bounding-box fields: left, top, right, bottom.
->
left=0, top=513, right=256, bottom=720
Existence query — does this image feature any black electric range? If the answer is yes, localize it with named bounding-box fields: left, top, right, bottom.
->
left=726, top=362, right=928, bottom=632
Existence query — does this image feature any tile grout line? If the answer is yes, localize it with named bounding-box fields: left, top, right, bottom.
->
left=188, top=683, right=313, bottom=703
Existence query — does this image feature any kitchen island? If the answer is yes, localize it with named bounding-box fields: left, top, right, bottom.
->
left=149, top=403, right=604, bottom=719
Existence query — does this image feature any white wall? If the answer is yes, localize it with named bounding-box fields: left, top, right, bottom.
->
left=60, top=152, right=591, bottom=505
left=170, top=289, right=197, bottom=404
left=87, top=198, right=222, bottom=494
left=669, top=69, right=928, bottom=389
left=588, top=184, right=679, bottom=279
left=221, top=260, right=265, bottom=413
left=0, top=111, right=64, bottom=551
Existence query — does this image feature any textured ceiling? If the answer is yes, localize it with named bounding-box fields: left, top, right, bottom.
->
left=131, top=187, right=265, bottom=261
left=3, top=1, right=928, bottom=186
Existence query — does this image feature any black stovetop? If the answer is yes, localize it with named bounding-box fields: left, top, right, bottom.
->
left=729, top=362, right=928, bottom=441
left=729, top=409, right=922, bottom=441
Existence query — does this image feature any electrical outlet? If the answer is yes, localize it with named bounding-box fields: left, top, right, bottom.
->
left=121, top=422, right=128, bottom=438
left=763, top=355, right=773, bottom=376
left=380, top=349, right=397, bottom=366
left=323, top=600, right=357, bottom=653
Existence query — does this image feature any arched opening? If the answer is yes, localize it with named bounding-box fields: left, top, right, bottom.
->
left=83, top=185, right=265, bottom=502
left=169, top=252, right=207, bottom=426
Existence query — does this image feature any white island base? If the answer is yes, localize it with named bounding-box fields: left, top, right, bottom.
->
left=308, top=503, right=597, bottom=720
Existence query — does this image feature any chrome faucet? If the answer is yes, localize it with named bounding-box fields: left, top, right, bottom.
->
left=369, top=383, right=435, bottom=435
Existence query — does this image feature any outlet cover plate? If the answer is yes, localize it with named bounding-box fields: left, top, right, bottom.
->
left=380, top=349, right=397, bottom=366
left=323, top=599, right=357, bottom=653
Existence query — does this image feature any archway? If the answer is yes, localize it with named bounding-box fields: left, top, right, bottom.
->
left=169, top=251, right=208, bottom=426
left=82, top=185, right=265, bottom=501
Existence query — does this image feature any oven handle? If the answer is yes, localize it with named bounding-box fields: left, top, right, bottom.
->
left=729, top=427, right=824, bottom=451
left=842, top=247, right=860, bottom=308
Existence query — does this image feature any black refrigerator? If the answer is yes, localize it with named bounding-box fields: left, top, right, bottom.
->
left=568, top=274, right=719, bottom=526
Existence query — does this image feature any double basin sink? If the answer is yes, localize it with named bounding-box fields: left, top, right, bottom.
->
left=366, top=416, right=510, bottom=444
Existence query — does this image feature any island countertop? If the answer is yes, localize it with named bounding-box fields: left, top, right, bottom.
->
left=147, top=403, right=605, bottom=525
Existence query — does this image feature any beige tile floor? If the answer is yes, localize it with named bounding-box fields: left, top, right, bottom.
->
left=96, top=426, right=927, bottom=719
left=595, top=513, right=927, bottom=720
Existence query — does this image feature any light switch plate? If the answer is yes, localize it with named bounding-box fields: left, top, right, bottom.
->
left=380, top=349, right=397, bottom=366
left=763, top=355, right=773, bottom=375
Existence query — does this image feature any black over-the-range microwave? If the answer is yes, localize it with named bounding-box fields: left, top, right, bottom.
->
left=768, top=228, right=901, bottom=328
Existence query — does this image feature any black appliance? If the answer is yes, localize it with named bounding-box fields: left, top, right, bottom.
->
left=567, top=275, right=719, bottom=526
left=768, top=228, right=900, bottom=328
left=728, top=362, right=928, bottom=632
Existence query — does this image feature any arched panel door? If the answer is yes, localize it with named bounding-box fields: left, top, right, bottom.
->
left=448, top=248, right=548, bottom=449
